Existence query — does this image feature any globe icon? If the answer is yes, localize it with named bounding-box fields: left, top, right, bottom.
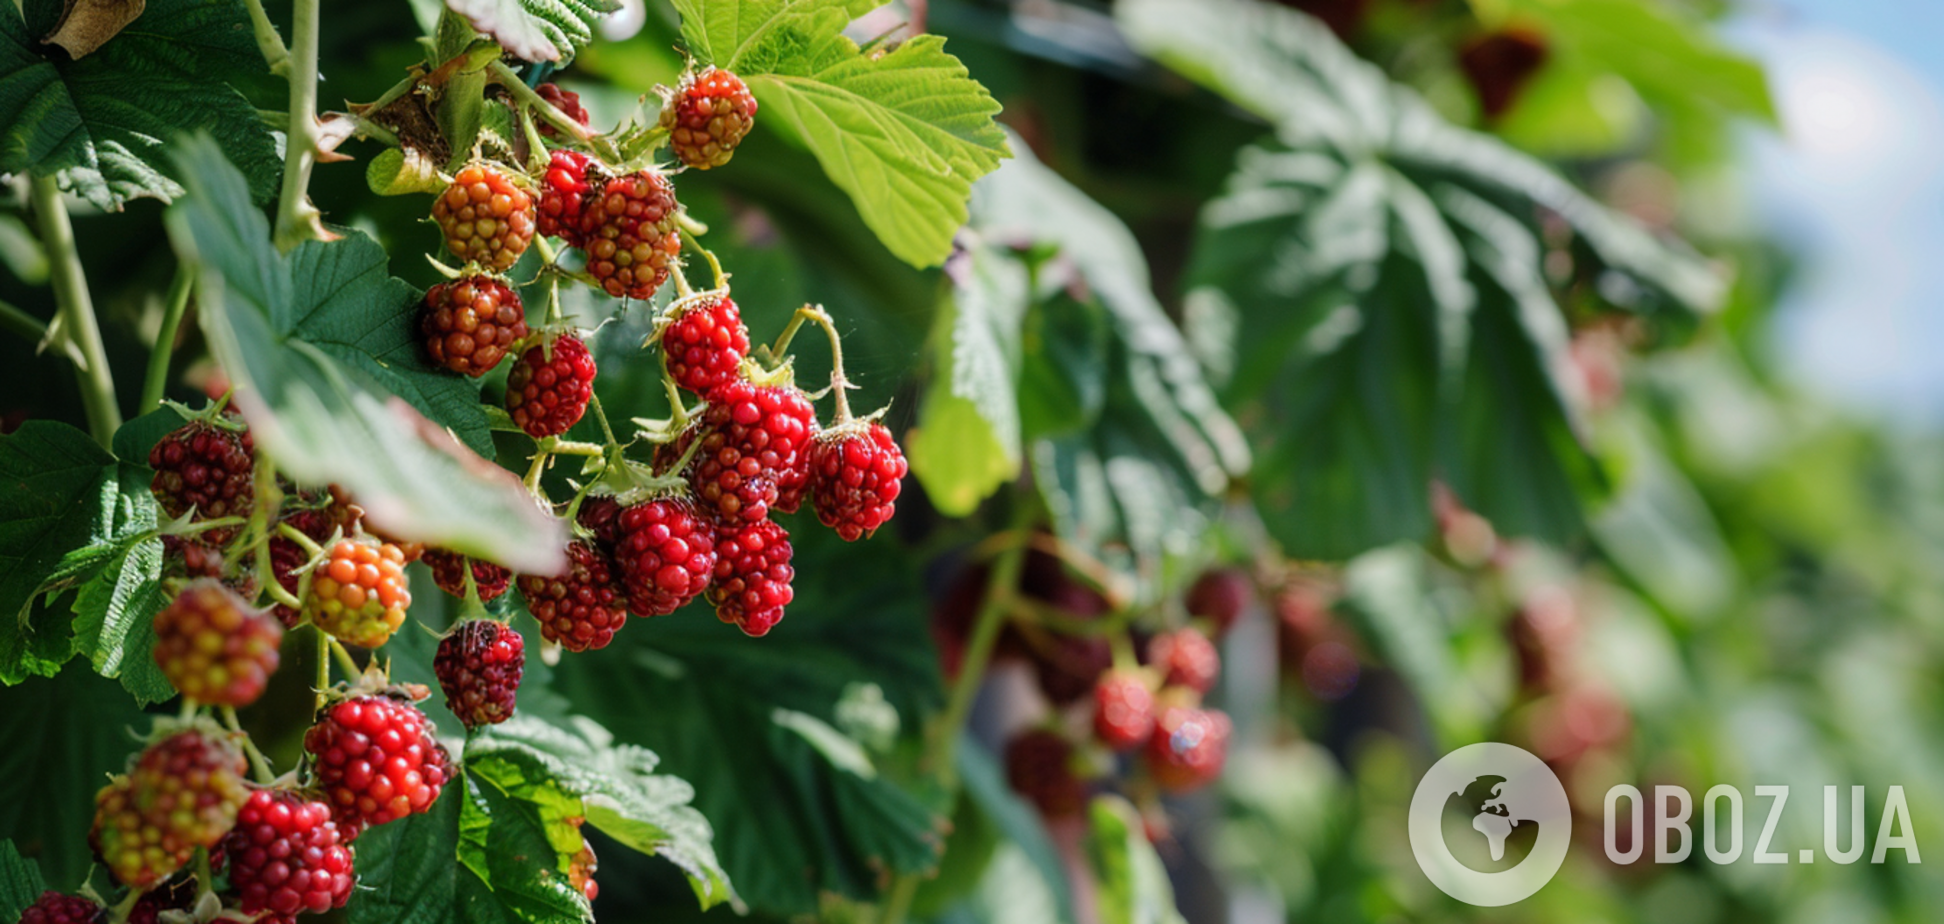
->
left=1439, top=774, right=1544, bottom=873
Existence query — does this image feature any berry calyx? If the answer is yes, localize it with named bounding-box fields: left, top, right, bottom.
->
left=578, top=170, right=682, bottom=300
left=19, top=892, right=100, bottom=924
left=304, top=694, right=451, bottom=834
left=432, top=162, right=536, bottom=271
left=305, top=538, right=412, bottom=649
left=1147, top=627, right=1220, bottom=694
left=810, top=420, right=907, bottom=541
left=660, top=68, right=758, bottom=170
left=686, top=380, right=817, bottom=524
left=92, top=728, right=249, bottom=888
left=660, top=293, right=749, bottom=396
left=708, top=519, right=793, bottom=636
left=613, top=497, right=717, bottom=617
left=221, top=789, right=355, bottom=921
left=435, top=620, right=525, bottom=729
left=149, top=418, right=254, bottom=541
left=424, top=547, right=511, bottom=603
left=1092, top=670, right=1155, bottom=752
left=153, top=579, right=284, bottom=706
left=535, top=83, right=590, bottom=138
left=1004, top=728, right=1087, bottom=818
left=1145, top=701, right=1231, bottom=793
left=518, top=538, right=629, bottom=652
left=421, top=275, right=528, bottom=377
left=505, top=333, right=597, bottom=439
left=536, top=149, right=594, bottom=246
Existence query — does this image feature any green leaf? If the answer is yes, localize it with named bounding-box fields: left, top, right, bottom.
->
left=956, top=737, right=1074, bottom=923
left=908, top=244, right=1025, bottom=516
left=670, top=0, right=877, bottom=69
left=110, top=407, right=184, bottom=468
left=0, top=665, right=150, bottom=890
left=0, top=840, right=46, bottom=923
left=1017, top=292, right=1108, bottom=440
left=0, top=0, right=279, bottom=209
left=1085, top=796, right=1186, bottom=924
left=163, top=135, right=566, bottom=574
left=446, top=0, right=619, bottom=65
left=69, top=537, right=174, bottom=704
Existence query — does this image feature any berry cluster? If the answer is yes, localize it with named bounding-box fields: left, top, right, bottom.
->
left=152, top=579, right=283, bottom=706
left=304, top=538, right=412, bottom=649
left=434, top=619, right=525, bottom=729
left=660, top=68, right=758, bottom=170
left=221, top=789, right=356, bottom=922
left=149, top=416, right=254, bottom=542
left=90, top=727, right=249, bottom=888
left=433, top=163, right=536, bottom=272
left=304, top=692, right=452, bottom=836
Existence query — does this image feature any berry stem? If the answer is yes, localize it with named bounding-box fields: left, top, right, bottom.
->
left=589, top=392, right=620, bottom=449
left=30, top=176, right=121, bottom=446
left=221, top=707, right=278, bottom=784
left=327, top=636, right=363, bottom=680
left=518, top=105, right=551, bottom=173
left=782, top=305, right=852, bottom=422
left=272, top=0, right=328, bottom=250
left=277, top=521, right=327, bottom=559
left=489, top=62, right=597, bottom=144
left=540, top=438, right=607, bottom=457
left=523, top=448, right=550, bottom=492
left=168, top=515, right=249, bottom=538
left=239, top=0, right=289, bottom=74
left=194, top=845, right=215, bottom=901
left=313, top=627, right=330, bottom=711
left=103, top=888, right=140, bottom=924
left=662, top=374, right=691, bottom=431
left=140, top=263, right=194, bottom=413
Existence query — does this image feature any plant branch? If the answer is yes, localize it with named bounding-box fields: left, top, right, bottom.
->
left=141, top=264, right=194, bottom=413
left=31, top=176, right=120, bottom=446
left=240, top=0, right=289, bottom=74
left=273, top=0, right=327, bottom=250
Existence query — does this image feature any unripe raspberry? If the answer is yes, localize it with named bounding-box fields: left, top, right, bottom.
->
left=149, top=419, right=254, bottom=541
left=435, top=620, right=524, bottom=729
left=660, top=294, right=749, bottom=395
left=1092, top=670, right=1155, bottom=752
left=505, top=333, right=597, bottom=439
left=578, top=170, right=682, bottom=300
left=810, top=420, right=907, bottom=540
left=536, top=150, right=594, bottom=246
left=423, top=547, right=511, bottom=603
left=518, top=539, right=628, bottom=652
left=221, top=789, right=355, bottom=920
left=421, top=275, right=528, bottom=377
left=686, top=381, right=817, bottom=524
left=1004, top=728, right=1086, bottom=818
left=161, top=534, right=257, bottom=598
left=535, top=83, right=590, bottom=139
left=1147, top=627, right=1220, bottom=694
left=660, top=68, right=758, bottom=170
left=1146, top=701, right=1231, bottom=793
left=19, top=891, right=100, bottom=924
left=433, top=162, right=536, bottom=271
left=153, top=579, right=283, bottom=706
left=305, top=538, right=411, bottom=648
left=304, top=695, right=451, bottom=834
left=613, top=497, right=716, bottom=617
left=92, top=729, right=249, bottom=888
left=267, top=507, right=334, bottom=628
left=708, top=519, right=793, bottom=637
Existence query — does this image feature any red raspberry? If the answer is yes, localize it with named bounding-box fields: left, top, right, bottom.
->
left=92, top=729, right=249, bottom=888
left=19, top=892, right=100, bottom=924
left=686, top=381, right=817, bottom=524
left=708, top=519, right=793, bottom=636
left=660, top=68, right=758, bottom=170
left=1004, top=728, right=1086, bottom=818
left=575, top=495, right=623, bottom=549
left=423, top=547, right=511, bottom=603
left=810, top=420, right=906, bottom=540
left=221, top=789, right=355, bottom=921
left=613, top=497, right=716, bottom=617
left=435, top=620, right=524, bottom=729
left=421, top=275, right=528, bottom=377
left=127, top=879, right=195, bottom=924
left=1031, top=634, right=1112, bottom=706
left=537, top=149, right=594, bottom=245
left=1185, top=568, right=1251, bottom=637
left=535, top=83, right=590, bottom=138
left=518, top=539, right=628, bottom=651
left=578, top=170, right=682, bottom=300
left=432, top=162, right=536, bottom=271
left=1146, top=701, right=1231, bottom=793
left=149, top=419, right=254, bottom=541
left=505, top=333, right=597, bottom=438
left=305, top=538, right=412, bottom=648
left=661, top=294, right=749, bottom=395
left=153, top=579, right=283, bottom=706
left=1092, top=670, right=1155, bottom=752
left=1147, top=627, right=1220, bottom=694
left=304, top=695, right=451, bottom=834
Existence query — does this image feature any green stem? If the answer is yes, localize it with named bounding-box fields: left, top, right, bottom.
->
left=327, top=636, right=363, bottom=678
left=140, top=264, right=194, bottom=413
left=277, top=521, right=326, bottom=558
left=589, top=392, right=619, bottom=448
left=314, top=627, right=330, bottom=710
left=31, top=176, right=120, bottom=446
left=804, top=305, right=853, bottom=422
left=488, top=62, right=595, bottom=142
left=104, top=888, right=140, bottom=924
left=662, top=374, right=690, bottom=431
left=273, top=0, right=326, bottom=250
left=240, top=0, right=289, bottom=74
left=0, top=299, right=49, bottom=344
left=221, top=707, right=277, bottom=784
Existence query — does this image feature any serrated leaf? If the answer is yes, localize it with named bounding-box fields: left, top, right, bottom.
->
left=908, top=245, right=1024, bottom=516
left=0, top=665, right=150, bottom=890
left=70, top=537, right=173, bottom=704
left=163, top=135, right=566, bottom=574
left=0, top=840, right=45, bottom=923
left=446, top=0, right=617, bottom=66
left=0, top=0, right=279, bottom=209
left=670, top=0, right=876, bottom=69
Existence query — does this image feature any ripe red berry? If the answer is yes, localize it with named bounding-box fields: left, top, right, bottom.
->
left=661, top=294, right=749, bottom=395
left=686, top=381, right=817, bottom=524
left=535, top=82, right=590, bottom=138
left=20, top=892, right=100, bottom=924
left=421, top=275, right=528, bottom=377
left=221, top=789, right=355, bottom=921
left=305, top=538, right=412, bottom=648
left=505, top=333, right=597, bottom=438
left=1148, top=627, right=1220, bottom=694
left=1092, top=670, right=1155, bottom=752
left=305, top=695, right=451, bottom=835
left=708, top=519, right=793, bottom=636
left=153, top=579, right=283, bottom=706
left=433, top=162, right=536, bottom=271
left=575, top=495, right=623, bottom=549
left=1146, top=702, right=1231, bottom=793
left=578, top=170, right=682, bottom=300
left=423, top=547, right=511, bottom=603
left=537, top=149, right=594, bottom=246
left=660, top=68, right=758, bottom=170
left=92, top=728, right=249, bottom=888
left=1004, top=728, right=1086, bottom=818
left=435, top=620, right=524, bottom=729
left=613, top=497, right=717, bottom=616
left=1185, top=568, right=1251, bottom=637
left=518, top=538, right=629, bottom=652
left=810, top=420, right=907, bottom=541
left=149, top=419, right=254, bottom=541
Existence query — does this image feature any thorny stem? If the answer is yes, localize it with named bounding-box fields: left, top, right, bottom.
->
left=31, top=176, right=120, bottom=446
left=140, top=264, right=194, bottom=413
left=273, top=0, right=327, bottom=250
left=240, top=0, right=289, bottom=74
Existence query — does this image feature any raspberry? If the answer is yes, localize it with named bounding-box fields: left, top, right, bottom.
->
left=708, top=519, right=793, bottom=636
left=810, top=420, right=906, bottom=540
left=221, top=789, right=355, bottom=921
left=575, top=495, right=623, bottom=549
left=149, top=419, right=254, bottom=541
left=19, top=892, right=100, bottom=924
left=1147, top=627, right=1220, bottom=694
left=92, top=729, right=249, bottom=888
left=613, top=497, right=716, bottom=617
left=305, top=695, right=451, bottom=834
left=305, top=538, right=411, bottom=648
left=660, top=68, right=758, bottom=170
left=1004, top=728, right=1086, bottom=818
left=1092, top=670, right=1155, bottom=752
left=424, top=547, right=511, bottom=603
left=686, top=381, right=817, bottom=524
left=578, top=170, right=682, bottom=300
left=1031, top=634, right=1112, bottom=706
left=162, top=534, right=258, bottom=598
left=268, top=507, right=335, bottom=627
left=435, top=620, right=524, bottom=729
left=420, top=275, right=528, bottom=377
left=518, top=539, right=628, bottom=652
left=537, top=149, right=594, bottom=247
left=433, top=162, right=536, bottom=271
left=660, top=294, right=749, bottom=395
left=505, top=333, right=597, bottom=438
left=1146, top=702, right=1231, bottom=793
left=1185, top=568, right=1251, bottom=637
left=153, top=579, right=284, bottom=706
left=535, top=83, right=590, bottom=139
